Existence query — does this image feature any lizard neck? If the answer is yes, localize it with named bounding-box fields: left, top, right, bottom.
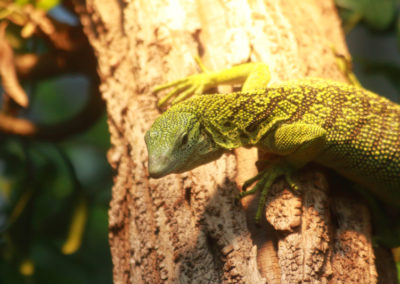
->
left=180, top=90, right=288, bottom=150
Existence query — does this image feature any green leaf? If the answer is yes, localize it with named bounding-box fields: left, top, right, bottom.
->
left=335, top=0, right=363, bottom=11
left=15, top=0, right=30, bottom=6
left=362, top=0, right=396, bottom=30
left=15, top=0, right=60, bottom=11
left=335, top=0, right=396, bottom=30
left=36, top=0, right=60, bottom=11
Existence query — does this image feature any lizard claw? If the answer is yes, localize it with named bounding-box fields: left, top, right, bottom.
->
left=241, top=171, right=265, bottom=194
left=153, top=57, right=215, bottom=108
left=237, top=160, right=298, bottom=223
left=285, top=172, right=299, bottom=191
left=155, top=72, right=215, bottom=107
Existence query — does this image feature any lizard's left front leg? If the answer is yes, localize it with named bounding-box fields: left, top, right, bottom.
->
left=154, top=59, right=270, bottom=107
left=240, top=123, right=327, bottom=223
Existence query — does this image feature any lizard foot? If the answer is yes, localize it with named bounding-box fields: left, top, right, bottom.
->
left=238, top=161, right=298, bottom=223
left=153, top=57, right=214, bottom=107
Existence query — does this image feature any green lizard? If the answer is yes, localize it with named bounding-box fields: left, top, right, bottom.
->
left=145, top=61, right=400, bottom=223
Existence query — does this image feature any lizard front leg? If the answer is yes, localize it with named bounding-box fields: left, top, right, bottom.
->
left=241, top=123, right=327, bottom=223
left=154, top=59, right=270, bottom=107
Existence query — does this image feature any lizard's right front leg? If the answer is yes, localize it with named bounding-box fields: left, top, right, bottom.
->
left=240, top=122, right=327, bottom=223
left=239, top=160, right=298, bottom=223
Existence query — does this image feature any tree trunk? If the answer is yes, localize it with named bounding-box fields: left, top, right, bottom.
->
left=73, top=0, right=397, bottom=283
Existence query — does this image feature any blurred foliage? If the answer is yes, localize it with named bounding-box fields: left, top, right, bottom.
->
left=15, top=0, right=60, bottom=11
left=0, top=129, right=112, bottom=283
left=336, top=0, right=397, bottom=31
left=0, top=0, right=112, bottom=283
left=335, top=0, right=400, bottom=100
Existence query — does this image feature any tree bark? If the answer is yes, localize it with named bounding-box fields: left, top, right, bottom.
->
left=73, top=0, right=397, bottom=283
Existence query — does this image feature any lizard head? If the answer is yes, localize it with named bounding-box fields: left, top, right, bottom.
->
left=145, top=111, right=224, bottom=178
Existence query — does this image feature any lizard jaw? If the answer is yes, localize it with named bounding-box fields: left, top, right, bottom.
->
left=148, top=154, right=178, bottom=179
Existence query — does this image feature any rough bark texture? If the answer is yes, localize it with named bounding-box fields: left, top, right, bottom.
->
left=73, top=0, right=397, bottom=283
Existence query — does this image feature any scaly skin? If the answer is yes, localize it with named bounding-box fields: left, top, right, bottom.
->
left=145, top=62, right=400, bottom=222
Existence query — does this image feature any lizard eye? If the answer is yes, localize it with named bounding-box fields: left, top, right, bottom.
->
left=181, top=133, right=188, bottom=145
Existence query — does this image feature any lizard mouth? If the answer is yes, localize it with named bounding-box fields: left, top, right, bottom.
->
left=148, top=154, right=178, bottom=178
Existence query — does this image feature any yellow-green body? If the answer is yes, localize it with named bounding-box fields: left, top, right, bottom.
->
left=145, top=62, right=400, bottom=223
left=167, top=79, right=400, bottom=204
